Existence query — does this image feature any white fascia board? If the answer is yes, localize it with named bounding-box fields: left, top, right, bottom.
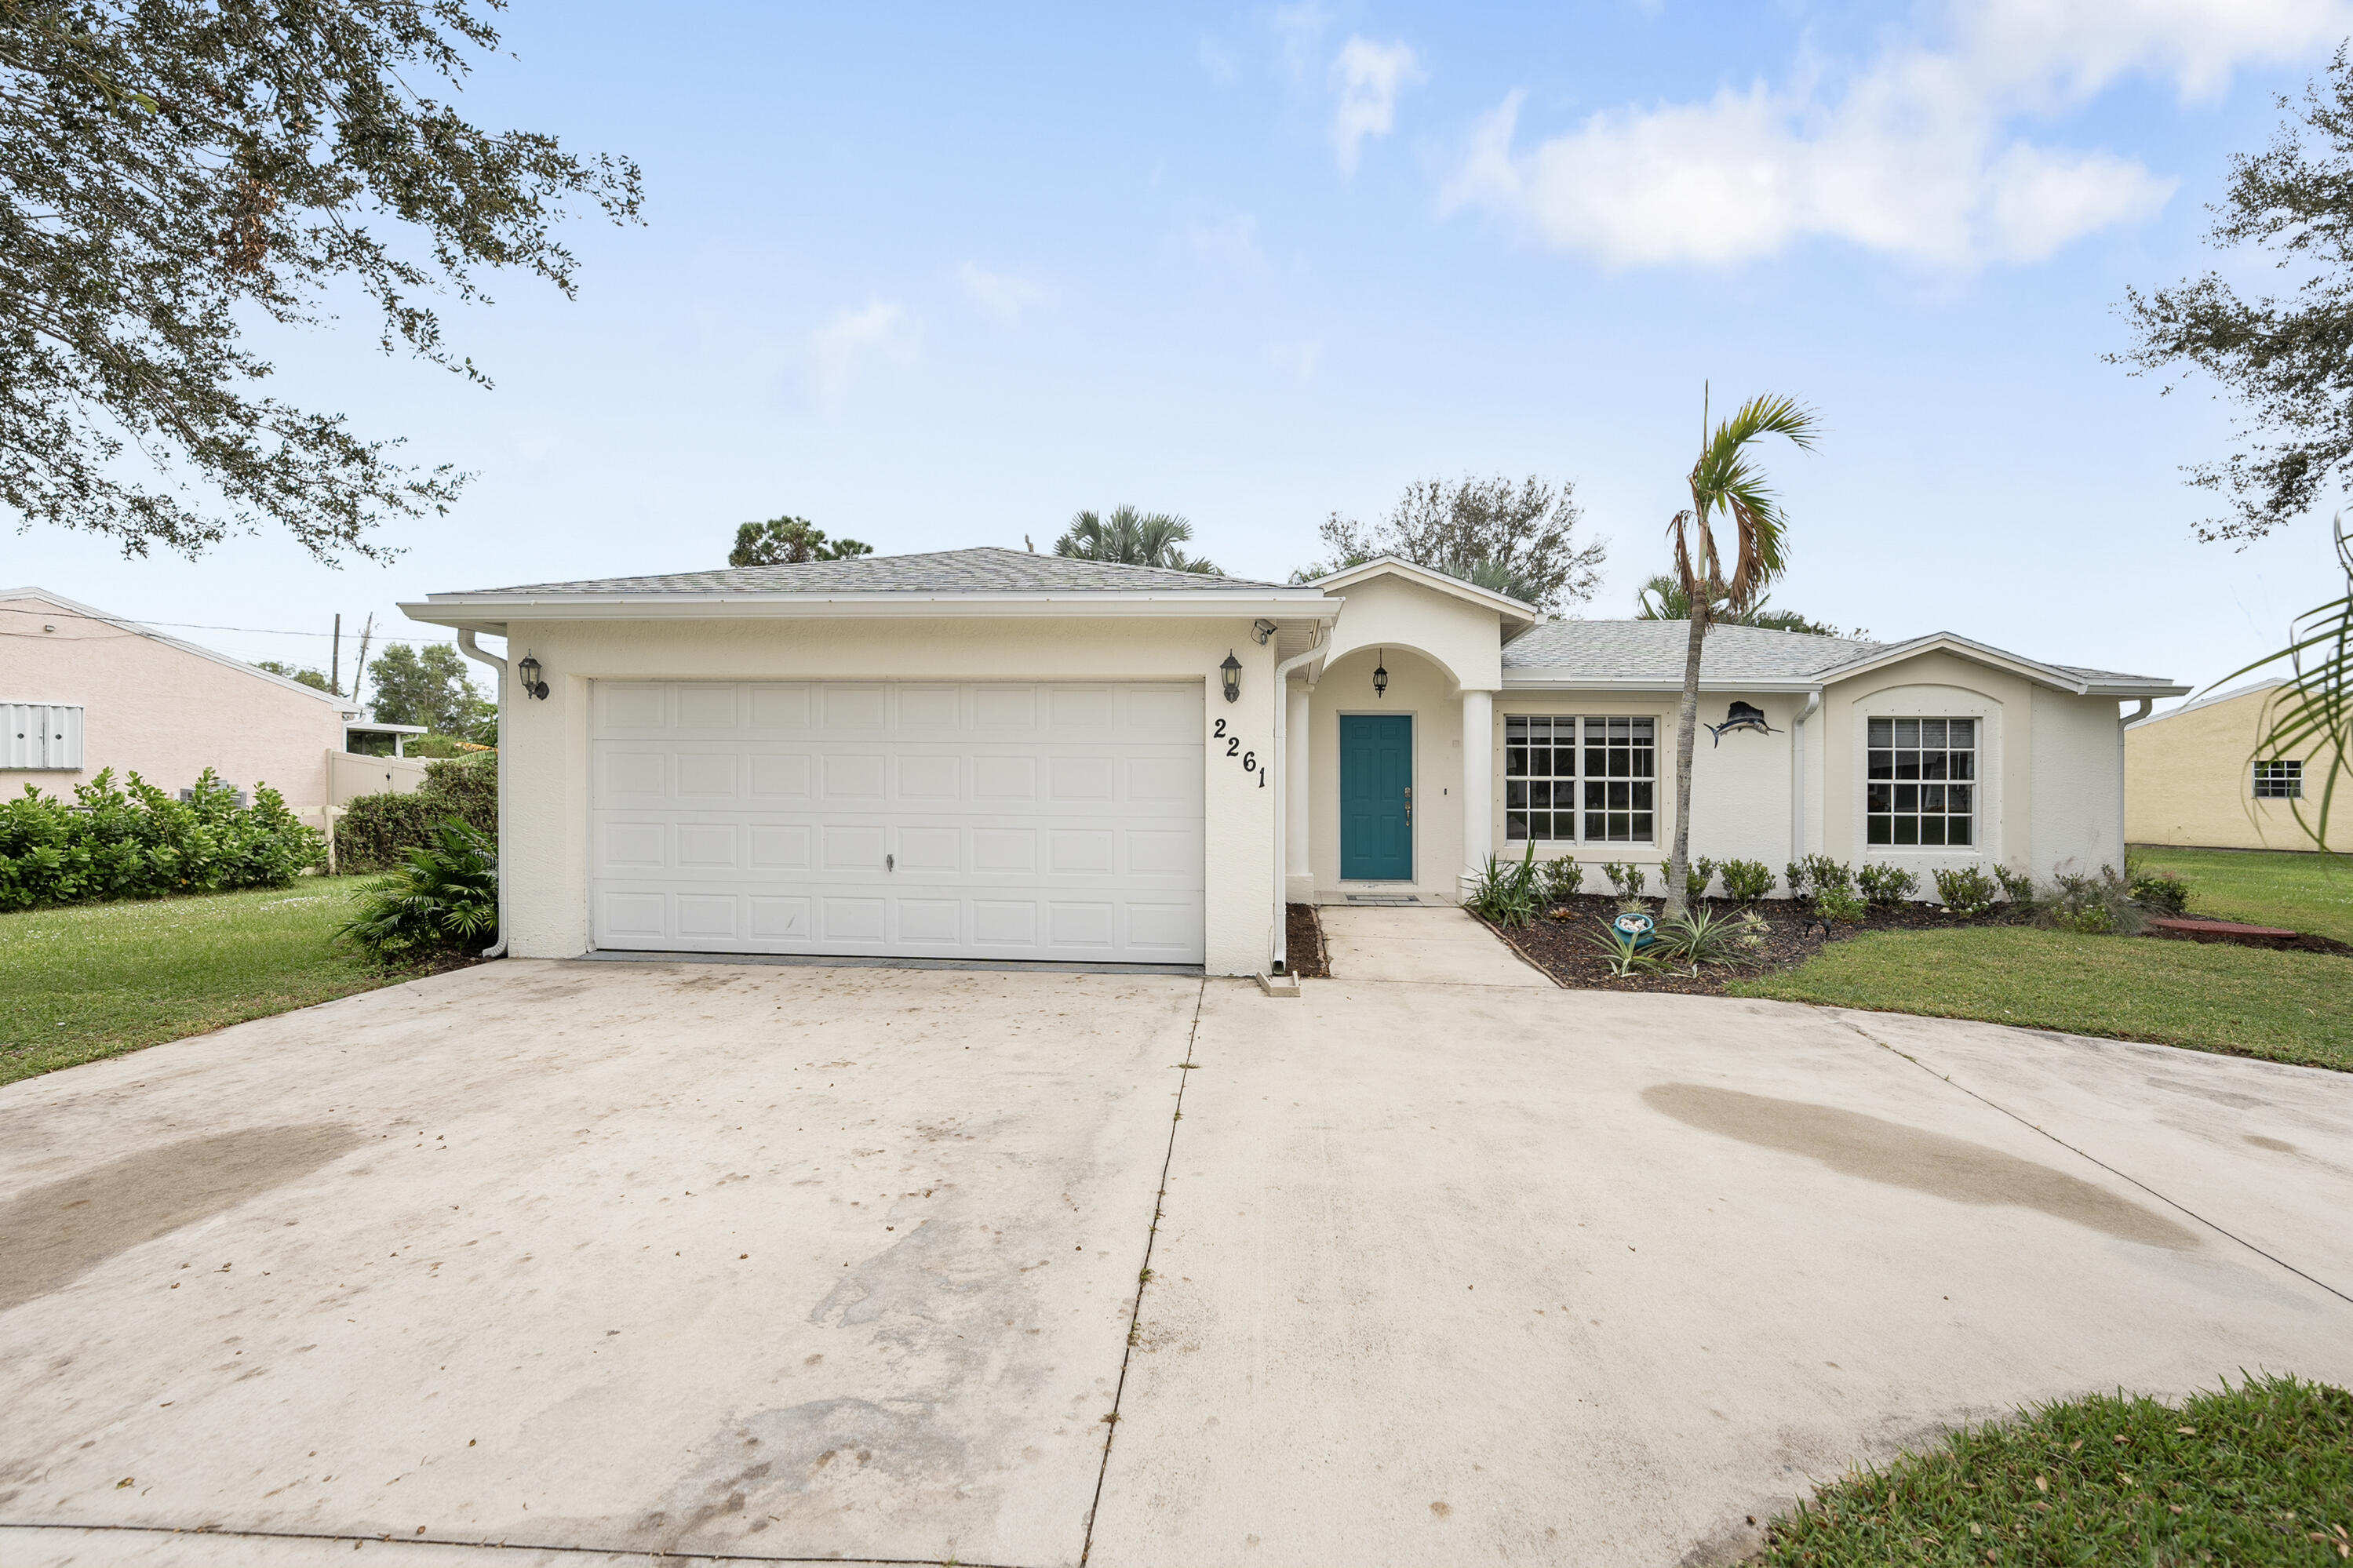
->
left=2, top=584, right=355, bottom=710
left=1501, top=671, right=1827, bottom=693
left=1308, top=556, right=1538, bottom=628
left=399, top=591, right=1333, bottom=633
left=2084, top=679, right=2193, bottom=700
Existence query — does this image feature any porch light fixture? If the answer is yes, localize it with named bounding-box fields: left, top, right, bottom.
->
left=1372, top=649, right=1388, bottom=700
left=517, top=652, right=550, bottom=701
left=1220, top=650, right=1243, bottom=704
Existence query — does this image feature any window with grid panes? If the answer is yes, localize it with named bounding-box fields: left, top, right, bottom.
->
left=2253, top=759, right=2303, bottom=799
left=1866, top=717, right=1975, bottom=846
left=1503, top=715, right=1656, bottom=843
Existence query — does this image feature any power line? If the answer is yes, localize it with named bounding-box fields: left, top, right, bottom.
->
left=0, top=604, right=467, bottom=643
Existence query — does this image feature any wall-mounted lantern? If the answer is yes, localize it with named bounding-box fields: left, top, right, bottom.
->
left=1372, top=649, right=1389, bottom=700
left=1220, top=650, right=1242, bottom=704
left=518, top=652, right=551, bottom=701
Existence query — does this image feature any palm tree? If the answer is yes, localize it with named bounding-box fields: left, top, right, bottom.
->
left=1635, top=571, right=1847, bottom=636
left=1661, top=394, right=1821, bottom=919
left=1054, top=505, right=1220, bottom=574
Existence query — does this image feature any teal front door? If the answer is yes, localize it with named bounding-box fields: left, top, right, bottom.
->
left=1340, top=714, right=1414, bottom=880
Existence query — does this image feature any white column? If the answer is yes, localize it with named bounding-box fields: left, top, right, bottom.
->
left=1286, top=684, right=1313, bottom=902
left=1460, top=688, right=1494, bottom=895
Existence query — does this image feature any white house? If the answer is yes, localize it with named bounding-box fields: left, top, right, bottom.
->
left=401, top=549, right=2187, bottom=978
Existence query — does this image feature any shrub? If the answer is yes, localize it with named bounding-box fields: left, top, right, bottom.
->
left=1992, top=864, right=2035, bottom=905
left=1815, top=885, right=1869, bottom=924
left=1786, top=854, right=1852, bottom=908
left=337, top=820, right=499, bottom=962
left=334, top=753, right=497, bottom=873
left=1601, top=860, right=1648, bottom=899
left=1932, top=865, right=1998, bottom=917
left=1683, top=856, right=1719, bottom=905
left=2038, top=864, right=2144, bottom=936
left=1652, top=906, right=1768, bottom=969
left=1539, top=855, right=1584, bottom=902
left=1717, top=859, right=1776, bottom=904
left=0, top=769, right=322, bottom=910
left=1469, top=843, right=1540, bottom=928
left=2127, top=858, right=2192, bottom=916
left=1856, top=862, right=1920, bottom=907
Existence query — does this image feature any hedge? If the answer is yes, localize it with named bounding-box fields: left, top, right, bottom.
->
left=334, top=752, right=498, bottom=873
left=0, top=769, right=324, bottom=910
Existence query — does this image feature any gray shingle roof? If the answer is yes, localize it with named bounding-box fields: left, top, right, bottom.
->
left=446, top=547, right=1296, bottom=598
left=1503, top=619, right=1885, bottom=680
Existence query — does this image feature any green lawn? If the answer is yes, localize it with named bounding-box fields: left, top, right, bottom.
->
left=1731, top=927, right=2353, bottom=1071
left=1761, top=1373, right=2352, bottom=1566
left=0, top=879, right=399, bottom=1088
left=2129, top=844, right=2353, bottom=945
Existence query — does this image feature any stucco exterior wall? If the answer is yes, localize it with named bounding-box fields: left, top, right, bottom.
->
left=498, top=616, right=1280, bottom=974
left=2127, top=686, right=2348, bottom=851
left=1317, top=574, right=1504, bottom=693
left=1302, top=646, right=1467, bottom=900
left=0, top=595, right=348, bottom=813
left=2032, top=686, right=2129, bottom=875
left=1822, top=653, right=2027, bottom=879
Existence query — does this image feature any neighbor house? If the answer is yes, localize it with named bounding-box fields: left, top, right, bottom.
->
left=401, top=549, right=2187, bottom=977
left=2, top=585, right=365, bottom=820
left=2126, top=678, right=2346, bottom=852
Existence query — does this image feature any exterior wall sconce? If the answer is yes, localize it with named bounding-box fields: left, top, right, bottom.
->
left=1220, top=650, right=1242, bottom=704
left=517, top=652, right=550, bottom=701
left=1372, top=649, right=1388, bottom=699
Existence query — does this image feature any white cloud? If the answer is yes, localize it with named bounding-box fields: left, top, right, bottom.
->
left=810, top=300, right=916, bottom=403
left=1271, top=3, right=1331, bottom=86
left=1330, top=37, right=1425, bottom=174
left=1197, top=35, right=1240, bottom=85
left=1185, top=212, right=1269, bottom=272
left=1444, top=0, right=2344, bottom=269
left=956, top=263, right=1048, bottom=321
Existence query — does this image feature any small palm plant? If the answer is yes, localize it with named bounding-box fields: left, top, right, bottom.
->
left=1468, top=842, right=1540, bottom=927
left=337, top=819, right=498, bottom=962
left=1054, top=505, right=1220, bottom=574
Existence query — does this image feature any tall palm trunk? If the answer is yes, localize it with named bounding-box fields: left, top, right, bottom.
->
left=1664, top=604, right=1707, bottom=919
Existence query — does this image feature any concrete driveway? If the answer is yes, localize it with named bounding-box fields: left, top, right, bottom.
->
left=5, top=911, right=2351, bottom=1567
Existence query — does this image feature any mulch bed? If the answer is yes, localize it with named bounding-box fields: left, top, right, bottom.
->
left=2147, top=921, right=2353, bottom=958
left=1484, top=894, right=2031, bottom=995
left=1285, top=903, right=1331, bottom=979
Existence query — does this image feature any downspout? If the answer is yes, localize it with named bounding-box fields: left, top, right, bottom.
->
left=2118, top=697, right=2151, bottom=868
left=1790, top=688, right=1822, bottom=868
left=456, top=628, right=511, bottom=959
left=1269, top=628, right=1334, bottom=976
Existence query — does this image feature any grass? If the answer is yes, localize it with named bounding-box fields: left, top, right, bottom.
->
left=0, top=879, right=402, bottom=1089
left=2129, top=845, right=2353, bottom=946
left=1760, top=1373, right=2353, bottom=1566
left=1730, top=927, right=2353, bottom=1071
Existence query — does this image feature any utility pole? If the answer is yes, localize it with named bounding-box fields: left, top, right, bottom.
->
left=331, top=613, right=342, bottom=697
left=350, top=615, right=375, bottom=714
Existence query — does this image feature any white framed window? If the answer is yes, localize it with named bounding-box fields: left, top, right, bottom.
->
left=1867, top=717, right=1975, bottom=846
left=1504, top=715, right=1656, bottom=844
left=2253, top=759, right=2303, bottom=799
left=3, top=703, right=84, bottom=770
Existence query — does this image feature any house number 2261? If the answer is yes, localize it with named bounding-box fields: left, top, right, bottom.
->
left=1211, top=719, right=1266, bottom=787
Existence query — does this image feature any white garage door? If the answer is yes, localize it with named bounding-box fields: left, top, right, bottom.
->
left=589, top=681, right=1206, bottom=964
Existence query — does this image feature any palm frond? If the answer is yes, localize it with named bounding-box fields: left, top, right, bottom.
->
left=2216, top=513, right=2352, bottom=851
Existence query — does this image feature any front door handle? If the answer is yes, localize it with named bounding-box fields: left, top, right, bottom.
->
left=1404, top=784, right=1411, bottom=823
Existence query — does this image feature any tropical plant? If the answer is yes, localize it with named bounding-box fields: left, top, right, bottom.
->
left=2, top=2, right=641, bottom=562
left=1717, top=859, right=1776, bottom=904
left=0, top=768, right=321, bottom=909
left=337, top=820, right=499, bottom=962
left=1055, top=505, right=1218, bottom=574
left=2216, top=515, right=2349, bottom=853
left=730, top=516, right=872, bottom=566
left=1601, top=860, right=1647, bottom=899
left=1856, top=862, right=1919, bottom=907
left=1539, top=855, right=1585, bottom=903
left=2038, top=864, right=2144, bottom=936
left=1814, top=885, right=1869, bottom=925
left=1651, top=906, right=1768, bottom=968
left=1468, top=843, right=1540, bottom=928
left=1586, top=916, right=1666, bottom=977
left=1786, top=853, right=1852, bottom=908
left=1660, top=393, right=1822, bottom=919
left=2127, top=858, right=2193, bottom=917
left=1293, top=475, right=1607, bottom=613
left=1932, top=865, right=1998, bottom=917
left=1992, top=864, right=2036, bottom=904
left=1633, top=573, right=1856, bottom=638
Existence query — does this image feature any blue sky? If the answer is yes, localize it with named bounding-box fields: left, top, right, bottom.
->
left=13, top=0, right=2353, bottom=701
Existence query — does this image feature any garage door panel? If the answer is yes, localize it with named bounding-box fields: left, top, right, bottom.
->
left=589, top=681, right=1203, bottom=962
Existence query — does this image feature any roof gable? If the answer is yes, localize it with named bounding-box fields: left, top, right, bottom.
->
left=1, top=586, right=358, bottom=711
left=1308, top=556, right=1536, bottom=635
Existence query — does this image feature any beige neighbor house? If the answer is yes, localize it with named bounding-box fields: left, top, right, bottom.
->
left=402, top=548, right=2188, bottom=978
left=2126, top=678, right=2347, bottom=851
left=0, top=585, right=392, bottom=823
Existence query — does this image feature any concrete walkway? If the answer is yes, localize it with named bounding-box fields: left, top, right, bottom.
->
left=5, top=926, right=2351, bottom=1567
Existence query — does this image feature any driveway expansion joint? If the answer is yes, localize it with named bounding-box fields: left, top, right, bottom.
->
left=1833, top=1012, right=2353, bottom=1308
left=0, top=1519, right=1038, bottom=1566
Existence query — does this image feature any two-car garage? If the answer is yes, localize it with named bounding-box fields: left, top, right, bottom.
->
left=588, top=680, right=1207, bottom=965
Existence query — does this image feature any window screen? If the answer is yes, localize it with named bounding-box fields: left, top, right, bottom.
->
left=1867, top=717, right=1975, bottom=846
left=2253, top=759, right=2303, bottom=799
left=1504, top=715, right=1655, bottom=843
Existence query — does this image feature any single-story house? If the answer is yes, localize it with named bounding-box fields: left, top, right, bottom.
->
left=2126, top=678, right=2345, bottom=852
left=2, top=585, right=367, bottom=820
left=402, top=549, right=2187, bottom=977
